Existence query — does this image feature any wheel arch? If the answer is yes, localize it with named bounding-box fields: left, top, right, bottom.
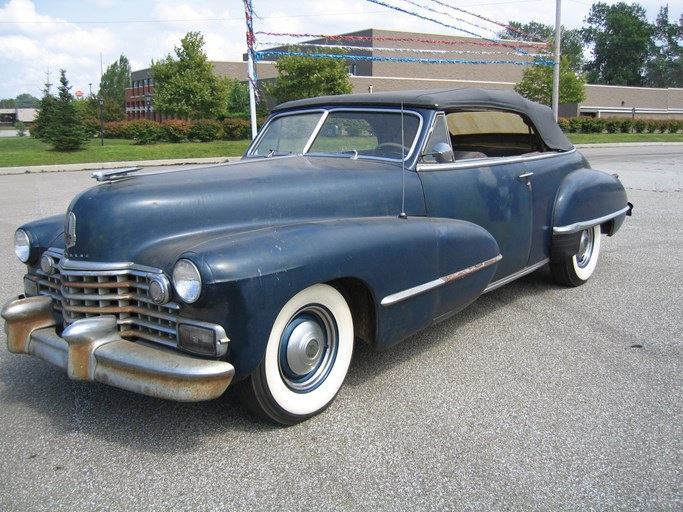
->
left=551, top=168, right=630, bottom=261
left=328, top=277, right=377, bottom=346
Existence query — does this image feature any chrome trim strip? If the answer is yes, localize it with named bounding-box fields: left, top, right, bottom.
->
left=381, top=255, right=502, bottom=306
left=417, top=148, right=576, bottom=172
left=60, top=257, right=164, bottom=275
left=553, top=205, right=631, bottom=235
left=484, top=258, right=549, bottom=293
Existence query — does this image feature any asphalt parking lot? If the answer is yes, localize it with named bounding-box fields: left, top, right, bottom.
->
left=0, top=145, right=681, bottom=511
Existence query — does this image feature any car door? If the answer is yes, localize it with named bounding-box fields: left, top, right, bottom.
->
left=417, top=112, right=533, bottom=282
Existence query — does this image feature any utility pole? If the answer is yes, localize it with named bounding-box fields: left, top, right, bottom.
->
left=243, top=0, right=258, bottom=139
left=552, top=0, right=562, bottom=120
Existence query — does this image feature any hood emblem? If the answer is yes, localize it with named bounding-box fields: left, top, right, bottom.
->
left=65, top=212, right=77, bottom=249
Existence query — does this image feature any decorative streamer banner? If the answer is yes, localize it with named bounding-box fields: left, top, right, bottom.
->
left=363, top=0, right=532, bottom=55
left=254, top=50, right=553, bottom=67
left=257, top=41, right=547, bottom=59
left=256, top=31, right=543, bottom=50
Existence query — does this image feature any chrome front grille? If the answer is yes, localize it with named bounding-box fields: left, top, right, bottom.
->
left=35, top=249, right=180, bottom=347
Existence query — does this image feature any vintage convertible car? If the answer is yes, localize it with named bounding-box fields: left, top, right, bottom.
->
left=2, top=88, right=632, bottom=424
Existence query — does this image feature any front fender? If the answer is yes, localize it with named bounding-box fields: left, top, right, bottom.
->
left=551, top=168, right=631, bottom=261
left=182, top=217, right=501, bottom=378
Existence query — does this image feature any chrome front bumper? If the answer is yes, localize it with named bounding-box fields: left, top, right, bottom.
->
left=2, top=296, right=235, bottom=402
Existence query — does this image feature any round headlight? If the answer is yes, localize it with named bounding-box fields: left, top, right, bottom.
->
left=14, top=229, right=31, bottom=263
left=172, top=259, right=202, bottom=304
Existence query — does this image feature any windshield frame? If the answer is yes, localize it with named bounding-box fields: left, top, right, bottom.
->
left=246, top=107, right=424, bottom=163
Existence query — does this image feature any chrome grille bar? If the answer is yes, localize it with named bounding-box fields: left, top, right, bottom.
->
left=34, top=249, right=181, bottom=345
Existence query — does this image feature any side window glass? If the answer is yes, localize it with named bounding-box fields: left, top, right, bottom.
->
left=421, top=113, right=454, bottom=164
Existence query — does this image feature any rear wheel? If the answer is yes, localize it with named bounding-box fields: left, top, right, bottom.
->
left=237, top=284, right=354, bottom=425
left=550, top=224, right=602, bottom=286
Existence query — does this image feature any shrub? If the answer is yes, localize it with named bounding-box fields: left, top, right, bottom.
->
left=190, top=119, right=223, bottom=142
left=104, top=121, right=131, bottom=139
left=222, top=118, right=251, bottom=140
left=162, top=120, right=191, bottom=143
left=128, top=120, right=162, bottom=145
left=619, top=119, right=632, bottom=133
left=604, top=118, right=622, bottom=134
left=83, top=118, right=100, bottom=137
left=647, top=119, right=668, bottom=133
left=557, top=117, right=570, bottom=132
left=567, top=117, right=583, bottom=133
left=633, top=119, right=647, bottom=133
left=14, top=120, right=27, bottom=136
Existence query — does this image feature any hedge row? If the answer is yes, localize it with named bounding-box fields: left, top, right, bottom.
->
left=558, top=117, right=683, bottom=134
left=99, top=118, right=258, bottom=144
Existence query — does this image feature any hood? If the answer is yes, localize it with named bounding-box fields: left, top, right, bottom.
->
left=64, top=156, right=425, bottom=267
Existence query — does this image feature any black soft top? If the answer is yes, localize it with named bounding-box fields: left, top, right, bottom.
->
left=273, top=87, right=573, bottom=151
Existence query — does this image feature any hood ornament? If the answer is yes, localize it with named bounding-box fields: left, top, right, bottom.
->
left=92, top=166, right=143, bottom=182
left=65, top=211, right=77, bottom=249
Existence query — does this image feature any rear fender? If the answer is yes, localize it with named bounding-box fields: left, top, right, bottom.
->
left=551, top=168, right=631, bottom=261
left=182, top=217, right=500, bottom=378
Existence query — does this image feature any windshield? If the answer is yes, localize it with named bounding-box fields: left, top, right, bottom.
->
left=248, top=109, right=421, bottom=161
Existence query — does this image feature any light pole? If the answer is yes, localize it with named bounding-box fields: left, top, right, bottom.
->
left=98, top=96, right=104, bottom=146
left=145, top=92, right=152, bottom=120
left=552, top=0, right=562, bottom=121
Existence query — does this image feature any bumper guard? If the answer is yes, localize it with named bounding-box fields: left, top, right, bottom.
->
left=2, top=296, right=234, bottom=402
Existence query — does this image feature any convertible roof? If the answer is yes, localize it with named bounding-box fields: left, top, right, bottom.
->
left=273, top=88, right=574, bottom=151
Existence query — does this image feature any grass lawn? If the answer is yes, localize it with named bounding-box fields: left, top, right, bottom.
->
left=567, top=132, right=683, bottom=144
left=1, top=133, right=681, bottom=168
left=0, top=137, right=251, bottom=167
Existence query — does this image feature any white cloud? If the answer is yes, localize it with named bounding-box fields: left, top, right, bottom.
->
left=0, top=0, right=676, bottom=99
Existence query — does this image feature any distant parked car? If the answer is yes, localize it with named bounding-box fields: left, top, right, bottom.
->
left=2, top=88, right=632, bottom=424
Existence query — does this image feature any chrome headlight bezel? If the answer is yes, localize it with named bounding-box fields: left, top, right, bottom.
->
left=14, top=229, right=33, bottom=263
left=172, top=259, right=202, bottom=304
left=148, top=274, right=172, bottom=305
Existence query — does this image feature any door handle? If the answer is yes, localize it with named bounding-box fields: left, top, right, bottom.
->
left=517, top=172, right=534, bottom=180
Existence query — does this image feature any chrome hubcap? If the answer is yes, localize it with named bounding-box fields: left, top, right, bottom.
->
left=576, top=228, right=594, bottom=268
left=279, top=307, right=338, bottom=392
left=286, top=320, right=324, bottom=375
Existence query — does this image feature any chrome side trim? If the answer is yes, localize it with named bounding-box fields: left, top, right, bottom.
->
left=553, top=205, right=631, bottom=235
left=381, top=255, right=502, bottom=306
left=484, top=258, right=549, bottom=293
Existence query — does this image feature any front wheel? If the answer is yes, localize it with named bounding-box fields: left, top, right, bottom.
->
left=237, top=284, right=354, bottom=425
left=550, top=224, right=602, bottom=287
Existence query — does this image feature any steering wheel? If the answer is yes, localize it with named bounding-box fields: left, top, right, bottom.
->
left=374, top=142, right=409, bottom=158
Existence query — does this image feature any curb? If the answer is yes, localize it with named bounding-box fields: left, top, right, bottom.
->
left=2, top=143, right=682, bottom=175
left=0, top=156, right=242, bottom=176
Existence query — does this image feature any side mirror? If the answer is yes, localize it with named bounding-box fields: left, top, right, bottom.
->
left=432, top=142, right=454, bottom=163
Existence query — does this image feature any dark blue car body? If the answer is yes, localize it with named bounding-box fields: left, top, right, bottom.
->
left=2, top=88, right=631, bottom=424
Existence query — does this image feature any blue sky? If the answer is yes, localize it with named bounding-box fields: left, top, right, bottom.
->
left=0, top=0, right=674, bottom=100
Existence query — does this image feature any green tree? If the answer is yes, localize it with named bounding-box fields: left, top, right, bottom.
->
left=581, top=2, right=653, bottom=86
left=226, top=79, right=250, bottom=117
left=15, top=93, right=40, bottom=108
left=32, top=70, right=90, bottom=151
left=268, top=52, right=352, bottom=104
left=515, top=56, right=586, bottom=105
left=151, top=31, right=230, bottom=120
left=500, top=21, right=585, bottom=71
left=645, top=6, right=683, bottom=87
left=98, top=54, right=131, bottom=114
